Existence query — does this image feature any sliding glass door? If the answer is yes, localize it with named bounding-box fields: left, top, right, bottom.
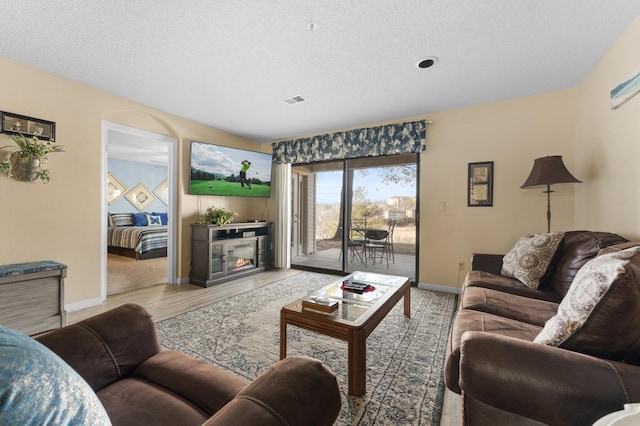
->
left=291, top=162, right=344, bottom=271
left=291, top=154, right=417, bottom=281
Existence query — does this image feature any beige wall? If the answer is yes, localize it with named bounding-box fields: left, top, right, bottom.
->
left=0, top=57, right=273, bottom=306
left=418, top=90, right=577, bottom=288
left=573, top=16, right=640, bottom=239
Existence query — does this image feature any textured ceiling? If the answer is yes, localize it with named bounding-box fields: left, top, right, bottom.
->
left=1, top=1, right=639, bottom=143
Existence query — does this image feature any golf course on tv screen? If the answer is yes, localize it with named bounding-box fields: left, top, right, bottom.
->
left=189, top=142, right=272, bottom=198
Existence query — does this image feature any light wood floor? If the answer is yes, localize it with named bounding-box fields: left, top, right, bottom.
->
left=68, top=268, right=302, bottom=323
left=442, top=389, right=463, bottom=426
left=67, top=269, right=462, bottom=425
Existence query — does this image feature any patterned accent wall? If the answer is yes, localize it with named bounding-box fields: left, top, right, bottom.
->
left=272, top=120, right=426, bottom=164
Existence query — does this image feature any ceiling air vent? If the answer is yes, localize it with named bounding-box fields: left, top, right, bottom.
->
left=283, top=95, right=306, bottom=105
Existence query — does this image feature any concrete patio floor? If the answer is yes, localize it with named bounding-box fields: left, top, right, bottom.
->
left=292, top=247, right=416, bottom=280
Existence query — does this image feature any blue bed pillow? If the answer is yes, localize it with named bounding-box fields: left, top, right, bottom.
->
left=152, top=212, right=168, bottom=225
left=132, top=213, right=148, bottom=226
left=0, top=325, right=111, bottom=426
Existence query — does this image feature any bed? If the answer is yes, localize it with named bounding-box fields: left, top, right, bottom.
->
left=107, top=213, right=168, bottom=260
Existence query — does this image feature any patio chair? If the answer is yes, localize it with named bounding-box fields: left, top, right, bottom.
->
left=364, top=229, right=390, bottom=268
left=386, top=220, right=396, bottom=263
left=345, top=219, right=367, bottom=264
left=338, top=222, right=366, bottom=264
left=350, top=218, right=368, bottom=245
left=347, top=238, right=365, bottom=263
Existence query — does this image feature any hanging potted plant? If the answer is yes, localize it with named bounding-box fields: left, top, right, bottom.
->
left=0, top=133, right=64, bottom=183
left=199, top=206, right=237, bottom=226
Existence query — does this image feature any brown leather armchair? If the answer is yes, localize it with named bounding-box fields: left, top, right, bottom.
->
left=36, top=303, right=341, bottom=426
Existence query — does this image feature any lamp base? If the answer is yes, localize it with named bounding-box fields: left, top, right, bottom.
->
left=543, top=185, right=553, bottom=233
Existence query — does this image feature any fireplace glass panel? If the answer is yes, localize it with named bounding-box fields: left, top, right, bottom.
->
left=210, top=244, right=224, bottom=276
left=227, top=242, right=256, bottom=273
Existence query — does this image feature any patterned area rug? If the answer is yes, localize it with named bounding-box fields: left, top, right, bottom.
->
left=158, top=272, right=457, bottom=425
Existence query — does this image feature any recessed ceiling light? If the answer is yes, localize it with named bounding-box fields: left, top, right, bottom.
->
left=416, top=56, right=439, bottom=69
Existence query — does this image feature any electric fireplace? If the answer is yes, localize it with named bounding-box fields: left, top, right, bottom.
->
left=190, top=222, right=272, bottom=288
left=226, top=241, right=257, bottom=274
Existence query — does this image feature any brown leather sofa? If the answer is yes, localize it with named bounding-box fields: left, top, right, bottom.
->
left=35, top=303, right=341, bottom=426
left=445, top=231, right=640, bottom=425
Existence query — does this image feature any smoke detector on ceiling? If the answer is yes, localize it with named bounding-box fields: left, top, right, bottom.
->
left=284, top=95, right=307, bottom=105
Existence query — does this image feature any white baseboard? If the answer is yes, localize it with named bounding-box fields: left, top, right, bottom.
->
left=177, top=277, right=190, bottom=285
left=65, top=297, right=103, bottom=312
left=417, top=282, right=461, bottom=295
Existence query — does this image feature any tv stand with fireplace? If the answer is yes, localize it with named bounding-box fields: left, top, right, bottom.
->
left=190, top=222, right=272, bottom=287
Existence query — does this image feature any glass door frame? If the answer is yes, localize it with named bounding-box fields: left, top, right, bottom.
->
left=290, top=154, right=419, bottom=283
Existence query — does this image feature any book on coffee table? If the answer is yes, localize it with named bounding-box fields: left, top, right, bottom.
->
left=302, top=296, right=339, bottom=313
left=341, top=278, right=372, bottom=294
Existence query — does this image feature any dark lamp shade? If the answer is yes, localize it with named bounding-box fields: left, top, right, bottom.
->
left=521, top=155, right=581, bottom=188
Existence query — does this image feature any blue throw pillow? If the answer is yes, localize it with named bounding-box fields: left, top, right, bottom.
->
left=152, top=212, right=168, bottom=225
left=0, top=325, right=111, bottom=426
left=132, top=213, right=148, bottom=226
left=146, top=214, right=162, bottom=225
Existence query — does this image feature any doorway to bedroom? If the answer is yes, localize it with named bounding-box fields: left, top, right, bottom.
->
left=102, top=121, right=178, bottom=296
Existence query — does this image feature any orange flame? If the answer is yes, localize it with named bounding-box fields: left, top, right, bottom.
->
left=234, top=257, right=251, bottom=268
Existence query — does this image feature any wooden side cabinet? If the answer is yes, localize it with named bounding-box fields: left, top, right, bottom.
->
left=191, top=222, right=272, bottom=287
left=0, top=261, right=67, bottom=336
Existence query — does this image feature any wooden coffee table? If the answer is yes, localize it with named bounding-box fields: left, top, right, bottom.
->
left=280, top=271, right=410, bottom=396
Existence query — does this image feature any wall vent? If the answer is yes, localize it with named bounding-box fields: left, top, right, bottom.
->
left=283, top=95, right=306, bottom=105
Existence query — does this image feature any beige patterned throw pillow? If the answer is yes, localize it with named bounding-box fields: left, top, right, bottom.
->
left=534, top=245, right=640, bottom=346
left=501, top=232, right=564, bottom=289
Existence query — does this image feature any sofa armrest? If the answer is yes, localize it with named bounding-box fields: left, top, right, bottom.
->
left=205, top=357, right=341, bottom=426
left=133, top=350, right=250, bottom=416
left=471, top=253, right=503, bottom=274
left=459, top=331, right=640, bottom=426
left=36, top=304, right=161, bottom=391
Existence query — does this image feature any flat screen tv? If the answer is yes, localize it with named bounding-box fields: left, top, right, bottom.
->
left=189, top=141, right=272, bottom=198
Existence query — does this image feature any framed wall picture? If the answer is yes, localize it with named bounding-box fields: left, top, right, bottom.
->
left=125, top=182, right=157, bottom=212
left=611, top=69, right=640, bottom=109
left=153, top=179, right=169, bottom=205
left=468, top=161, right=494, bottom=207
left=107, top=172, right=127, bottom=205
left=0, top=111, right=56, bottom=140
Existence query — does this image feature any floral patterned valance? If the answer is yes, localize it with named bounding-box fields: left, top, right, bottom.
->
left=271, top=120, right=426, bottom=164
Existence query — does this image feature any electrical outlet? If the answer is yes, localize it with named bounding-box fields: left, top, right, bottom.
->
left=458, top=261, right=465, bottom=271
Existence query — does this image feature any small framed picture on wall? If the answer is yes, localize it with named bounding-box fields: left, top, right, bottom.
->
left=468, top=161, right=494, bottom=207
left=0, top=111, right=56, bottom=140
